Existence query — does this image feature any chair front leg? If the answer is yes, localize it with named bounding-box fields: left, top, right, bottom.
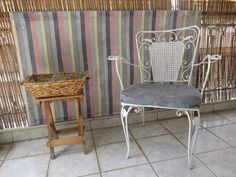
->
left=121, top=105, right=133, bottom=159
left=185, top=110, right=200, bottom=169
left=141, top=107, right=145, bottom=125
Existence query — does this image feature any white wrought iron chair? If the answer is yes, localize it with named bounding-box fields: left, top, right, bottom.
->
left=108, top=26, right=221, bottom=168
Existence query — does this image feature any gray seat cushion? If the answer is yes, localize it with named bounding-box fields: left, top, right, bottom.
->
left=121, top=83, right=201, bottom=109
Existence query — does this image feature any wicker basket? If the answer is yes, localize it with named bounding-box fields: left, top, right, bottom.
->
left=21, top=72, right=88, bottom=98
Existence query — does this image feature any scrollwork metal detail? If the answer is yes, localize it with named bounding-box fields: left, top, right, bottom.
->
left=136, top=26, right=200, bottom=83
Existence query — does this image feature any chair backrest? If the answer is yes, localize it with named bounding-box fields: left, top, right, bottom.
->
left=135, top=26, right=200, bottom=84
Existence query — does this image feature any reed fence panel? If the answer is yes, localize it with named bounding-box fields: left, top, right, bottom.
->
left=0, top=0, right=235, bottom=129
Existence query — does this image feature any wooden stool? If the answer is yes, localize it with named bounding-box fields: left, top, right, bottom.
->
left=36, top=95, right=87, bottom=159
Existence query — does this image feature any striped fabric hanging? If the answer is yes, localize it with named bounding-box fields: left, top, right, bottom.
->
left=10, top=11, right=201, bottom=125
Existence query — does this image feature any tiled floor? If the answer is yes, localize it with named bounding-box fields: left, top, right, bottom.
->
left=1, top=109, right=236, bottom=177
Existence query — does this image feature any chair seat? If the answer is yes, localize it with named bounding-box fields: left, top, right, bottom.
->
left=121, top=82, right=201, bottom=109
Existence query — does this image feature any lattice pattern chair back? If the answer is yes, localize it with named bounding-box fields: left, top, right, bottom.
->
left=135, top=26, right=200, bottom=83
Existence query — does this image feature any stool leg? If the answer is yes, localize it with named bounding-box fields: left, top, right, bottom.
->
left=44, top=101, right=56, bottom=159
left=76, top=99, right=87, bottom=154
left=48, top=106, right=58, bottom=139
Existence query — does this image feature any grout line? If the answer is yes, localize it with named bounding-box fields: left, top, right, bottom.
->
left=204, top=127, right=234, bottom=148
left=133, top=133, right=171, bottom=141
left=79, top=173, right=101, bottom=177
left=45, top=156, right=51, bottom=177
left=160, top=120, right=234, bottom=155
left=194, top=147, right=235, bottom=177
left=95, top=132, right=172, bottom=148
left=3, top=137, right=50, bottom=146
left=91, top=117, right=159, bottom=131
left=90, top=121, right=103, bottom=177
left=149, top=155, right=188, bottom=164
left=101, top=163, right=150, bottom=174
left=158, top=120, right=190, bottom=150
left=0, top=144, right=13, bottom=165
left=95, top=140, right=129, bottom=147
left=201, top=122, right=234, bottom=129
left=194, top=155, right=218, bottom=177
left=128, top=128, right=160, bottom=177
left=194, top=146, right=233, bottom=156
left=158, top=119, right=228, bottom=177
left=160, top=117, right=236, bottom=154
left=4, top=152, right=50, bottom=161
left=94, top=134, right=173, bottom=150
left=215, top=111, right=236, bottom=123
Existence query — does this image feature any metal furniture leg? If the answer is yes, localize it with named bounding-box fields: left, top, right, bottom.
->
left=185, top=110, right=200, bottom=169
left=120, top=105, right=133, bottom=159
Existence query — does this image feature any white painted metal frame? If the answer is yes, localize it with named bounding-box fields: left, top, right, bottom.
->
left=108, top=26, right=221, bottom=168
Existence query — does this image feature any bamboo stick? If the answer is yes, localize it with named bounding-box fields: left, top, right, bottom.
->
left=0, top=0, right=236, bottom=129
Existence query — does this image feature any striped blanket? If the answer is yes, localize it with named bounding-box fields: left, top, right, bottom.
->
left=10, top=11, right=201, bottom=125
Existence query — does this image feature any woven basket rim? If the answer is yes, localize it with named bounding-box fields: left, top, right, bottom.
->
left=23, top=76, right=87, bottom=85
left=21, top=72, right=88, bottom=85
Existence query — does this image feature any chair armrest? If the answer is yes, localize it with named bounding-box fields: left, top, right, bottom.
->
left=194, top=54, right=222, bottom=96
left=108, top=56, right=140, bottom=90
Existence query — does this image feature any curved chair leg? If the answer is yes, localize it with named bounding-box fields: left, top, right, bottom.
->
left=141, top=107, right=145, bottom=125
left=121, top=105, right=133, bottom=159
left=186, top=110, right=200, bottom=169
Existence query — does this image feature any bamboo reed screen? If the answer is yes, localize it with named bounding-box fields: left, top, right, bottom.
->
left=0, top=0, right=235, bottom=129
left=0, top=12, right=28, bottom=129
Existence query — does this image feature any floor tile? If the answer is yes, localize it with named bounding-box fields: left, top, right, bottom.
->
left=0, top=154, right=49, bottom=177
left=48, top=149, right=99, bottom=177
left=152, top=157, right=216, bottom=177
left=197, top=148, right=236, bottom=177
left=102, top=164, right=157, bottom=177
left=55, top=131, right=94, bottom=153
left=174, top=128, right=230, bottom=154
left=93, top=127, right=130, bottom=146
left=160, top=117, right=189, bottom=133
left=129, top=121, right=169, bottom=139
left=217, top=109, right=236, bottom=123
left=2, top=110, right=236, bottom=177
left=137, top=135, right=186, bottom=162
left=81, top=174, right=101, bottom=177
left=208, top=124, right=236, bottom=146
left=96, top=141, right=147, bottom=172
left=0, top=144, right=11, bottom=160
left=200, top=113, right=231, bottom=128
left=6, top=138, right=49, bottom=159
